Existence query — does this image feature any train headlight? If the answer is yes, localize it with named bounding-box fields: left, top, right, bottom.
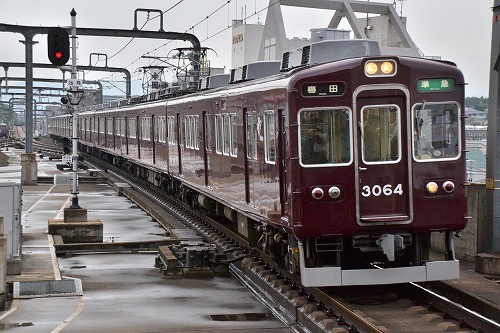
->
left=426, top=181, right=439, bottom=194
left=443, top=181, right=455, bottom=193
left=328, top=186, right=341, bottom=199
left=364, top=59, right=397, bottom=77
left=364, top=62, right=378, bottom=75
left=380, top=61, right=394, bottom=75
left=311, top=187, right=324, bottom=200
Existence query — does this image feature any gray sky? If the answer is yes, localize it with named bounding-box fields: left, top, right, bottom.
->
left=0, top=0, right=494, bottom=98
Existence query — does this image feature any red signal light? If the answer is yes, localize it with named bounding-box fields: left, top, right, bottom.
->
left=47, top=27, right=70, bottom=66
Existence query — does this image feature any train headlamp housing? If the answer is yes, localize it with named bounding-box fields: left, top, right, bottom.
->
left=364, top=59, right=397, bottom=77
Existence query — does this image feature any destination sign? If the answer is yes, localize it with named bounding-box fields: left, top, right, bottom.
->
left=301, top=82, right=345, bottom=97
left=416, top=78, right=456, bottom=93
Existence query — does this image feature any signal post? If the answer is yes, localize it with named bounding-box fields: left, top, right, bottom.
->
left=48, top=9, right=103, bottom=243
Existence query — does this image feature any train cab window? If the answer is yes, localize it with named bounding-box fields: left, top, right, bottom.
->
left=413, top=102, right=460, bottom=161
left=299, top=108, right=351, bottom=166
left=264, top=111, right=276, bottom=164
left=361, top=105, right=400, bottom=163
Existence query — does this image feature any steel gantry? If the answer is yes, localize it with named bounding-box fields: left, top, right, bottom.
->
left=0, top=9, right=201, bottom=154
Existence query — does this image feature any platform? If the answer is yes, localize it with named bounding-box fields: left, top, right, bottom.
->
left=0, top=149, right=291, bottom=332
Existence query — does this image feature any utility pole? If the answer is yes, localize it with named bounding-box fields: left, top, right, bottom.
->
left=481, top=0, right=500, bottom=275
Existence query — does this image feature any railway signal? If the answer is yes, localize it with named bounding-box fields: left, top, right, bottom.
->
left=47, top=27, right=70, bottom=66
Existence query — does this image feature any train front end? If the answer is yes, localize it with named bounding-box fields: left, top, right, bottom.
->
left=288, top=56, right=468, bottom=286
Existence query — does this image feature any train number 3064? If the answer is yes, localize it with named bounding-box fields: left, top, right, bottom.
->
left=361, top=184, right=403, bottom=197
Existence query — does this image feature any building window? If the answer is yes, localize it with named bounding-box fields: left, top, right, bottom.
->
left=264, top=37, right=277, bottom=61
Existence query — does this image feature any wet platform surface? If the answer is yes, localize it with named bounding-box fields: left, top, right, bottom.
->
left=0, top=149, right=291, bottom=332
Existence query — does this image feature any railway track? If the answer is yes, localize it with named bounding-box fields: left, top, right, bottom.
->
left=52, top=146, right=499, bottom=333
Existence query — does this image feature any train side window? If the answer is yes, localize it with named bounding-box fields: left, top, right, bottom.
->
left=99, top=118, right=105, bottom=134
left=141, top=117, right=151, bottom=141
left=229, top=114, right=237, bottom=157
left=185, top=116, right=191, bottom=148
left=129, top=117, right=137, bottom=139
left=157, top=116, right=166, bottom=143
left=413, top=102, right=460, bottom=161
left=299, top=108, right=352, bottom=166
left=167, top=116, right=175, bottom=144
left=107, top=118, right=113, bottom=135
left=361, top=105, right=400, bottom=164
left=223, top=114, right=230, bottom=155
left=246, top=111, right=258, bottom=160
left=264, top=110, right=276, bottom=164
left=215, top=114, right=223, bottom=154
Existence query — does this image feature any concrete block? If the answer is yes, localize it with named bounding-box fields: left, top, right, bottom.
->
left=21, top=153, right=37, bottom=185
left=63, top=207, right=88, bottom=223
left=48, top=218, right=103, bottom=243
left=475, top=253, right=500, bottom=275
left=7, top=256, right=21, bottom=275
left=54, top=174, right=71, bottom=185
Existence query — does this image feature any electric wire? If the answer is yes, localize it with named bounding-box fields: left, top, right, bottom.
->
left=96, top=0, right=279, bottom=92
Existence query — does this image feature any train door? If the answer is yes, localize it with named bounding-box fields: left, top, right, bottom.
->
left=202, top=111, right=209, bottom=186
left=176, top=113, right=182, bottom=174
left=152, top=115, right=156, bottom=164
left=354, top=86, right=413, bottom=225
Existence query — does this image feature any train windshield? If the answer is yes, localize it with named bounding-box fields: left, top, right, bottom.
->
left=299, top=108, right=351, bottom=166
left=413, top=102, right=460, bottom=161
left=361, top=105, right=401, bottom=163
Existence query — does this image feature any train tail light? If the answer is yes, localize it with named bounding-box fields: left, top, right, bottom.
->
left=426, top=182, right=439, bottom=194
left=364, top=59, right=397, bottom=77
left=443, top=181, right=455, bottom=193
left=311, top=187, right=324, bottom=200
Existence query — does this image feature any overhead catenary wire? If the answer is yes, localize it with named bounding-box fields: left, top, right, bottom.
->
left=96, top=0, right=280, bottom=92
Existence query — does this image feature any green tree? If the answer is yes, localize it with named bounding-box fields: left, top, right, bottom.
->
left=465, top=96, right=489, bottom=111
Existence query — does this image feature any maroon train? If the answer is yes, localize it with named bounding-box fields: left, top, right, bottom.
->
left=50, top=44, right=468, bottom=286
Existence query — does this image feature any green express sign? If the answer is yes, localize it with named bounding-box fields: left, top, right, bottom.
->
left=417, top=78, right=456, bottom=93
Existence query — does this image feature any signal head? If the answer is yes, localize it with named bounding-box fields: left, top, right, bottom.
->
left=47, top=27, right=70, bottom=66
